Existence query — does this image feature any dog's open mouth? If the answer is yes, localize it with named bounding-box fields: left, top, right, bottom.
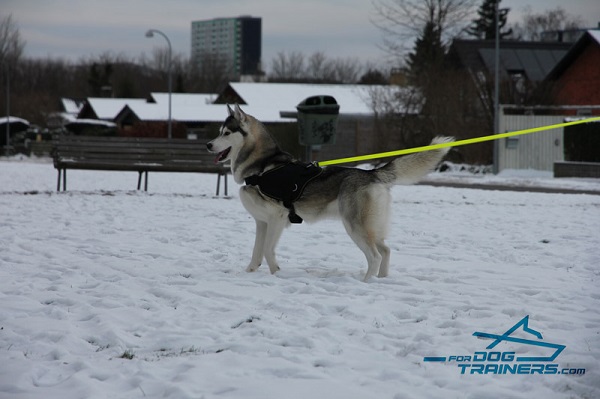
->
left=215, top=147, right=231, bottom=164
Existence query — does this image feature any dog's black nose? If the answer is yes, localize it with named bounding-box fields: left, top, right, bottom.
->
left=206, top=142, right=213, bottom=150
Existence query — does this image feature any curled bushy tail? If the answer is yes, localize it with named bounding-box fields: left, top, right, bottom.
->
left=375, top=136, right=454, bottom=185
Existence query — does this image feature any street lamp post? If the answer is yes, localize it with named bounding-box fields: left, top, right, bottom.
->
left=493, top=0, right=500, bottom=174
left=145, top=29, right=172, bottom=139
left=4, top=64, right=10, bottom=157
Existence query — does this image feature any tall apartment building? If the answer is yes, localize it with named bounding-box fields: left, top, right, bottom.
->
left=191, top=16, right=262, bottom=79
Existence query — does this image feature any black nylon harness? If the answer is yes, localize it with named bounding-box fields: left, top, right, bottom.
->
left=244, top=162, right=323, bottom=223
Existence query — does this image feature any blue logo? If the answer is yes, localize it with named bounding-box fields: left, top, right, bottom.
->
left=424, top=316, right=585, bottom=375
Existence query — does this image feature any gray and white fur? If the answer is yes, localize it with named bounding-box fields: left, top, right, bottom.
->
left=207, top=104, right=453, bottom=281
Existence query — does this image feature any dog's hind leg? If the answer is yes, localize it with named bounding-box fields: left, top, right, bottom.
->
left=246, top=220, right=267, bottom=272
left=341, top=214, right=383, bottom=281
left=376, top=241, right=391, bottom=277
left=362, top=245, right=383, bottom=282
left=340, top=184, right=391, bottom=281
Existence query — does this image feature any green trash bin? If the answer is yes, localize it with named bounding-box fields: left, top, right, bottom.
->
left=296, top=95, right=340, bottom=146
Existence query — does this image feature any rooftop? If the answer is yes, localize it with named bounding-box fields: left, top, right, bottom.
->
left=448, top=39, right=572, bottom=81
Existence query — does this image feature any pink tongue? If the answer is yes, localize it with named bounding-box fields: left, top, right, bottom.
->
left=214, top=149, right=229, bottom=164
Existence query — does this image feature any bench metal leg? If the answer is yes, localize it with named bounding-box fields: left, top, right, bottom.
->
left=57, top=169, right=67, bottom=191
left=215, top=173, right=228, bottom=196
left=137, top=171, right=149, bottom=191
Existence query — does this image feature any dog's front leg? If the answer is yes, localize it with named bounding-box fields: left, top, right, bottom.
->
left=263, top=218, right=287, bottom=274
left=246, top=220, right=267, bottom=272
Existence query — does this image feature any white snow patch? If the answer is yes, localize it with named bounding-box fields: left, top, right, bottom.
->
left=0, top=158, right=599, bottom=399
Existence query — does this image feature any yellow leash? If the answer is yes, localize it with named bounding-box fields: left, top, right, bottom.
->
left=316, top=116, right=600, bottom=167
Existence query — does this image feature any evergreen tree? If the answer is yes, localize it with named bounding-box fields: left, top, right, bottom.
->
left=467, top=0, right=513, bottom=40
left=406, top=21, right=446, bottom=82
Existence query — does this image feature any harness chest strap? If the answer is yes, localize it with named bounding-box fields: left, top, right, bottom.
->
left=244, top=162, right=323, bottom=224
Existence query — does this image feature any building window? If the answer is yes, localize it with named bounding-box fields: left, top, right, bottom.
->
left=576, top=109, right=592, bottom=116
left=505, top=136, right=519, bottom=149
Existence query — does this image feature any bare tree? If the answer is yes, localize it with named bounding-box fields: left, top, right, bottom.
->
left=270, top=52, right=291, bottom=81
left=369, top=0, right=500, bottom=164
left=270, top=51, right=366, bottom=83
left=367, top=67, right=491, bottom=163
left=188, top=50, right=231, bottom=93
left=286, top=51, right=306, bottom=79
left=150, top=47, right=171, bottom=74
left=270, top=51, right=307, bottom=82
left=511, top=7, right=584, bottom=41
left=0, top=14, right=25, bottom=67
left=372, top=0, right=477, bottom=58
left=331, top=57, right=363, bottom=83
left=1, top=13, right=26, bottom=141
left=306, top=51, right=335, bottom=82
left=365, top=85, right=424, bottom=151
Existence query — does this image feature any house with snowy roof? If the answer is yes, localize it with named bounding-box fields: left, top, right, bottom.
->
left=78, top=98, right=147, bottom=121
left=149, top=92, right=217, bottom=108
left=60, top=98, right=84, bottom=116
left=215, top=82, right=391, bottom=117
left=62, top=97, right=146, bottom=135
left=112, top=92, right=224, bottom=139
left=60, top=81, right=417, bottom=161
left=48, top=98, right=117, bottom=135
left=111, top=83, right=414, bottom=161
left=496, top=30, right=600, bottom=175
left=212, top=82, right=418, bottom=161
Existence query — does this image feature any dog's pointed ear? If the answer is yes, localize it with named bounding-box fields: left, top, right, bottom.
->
left=226, top=104, right=235, bottom=117
left=234, top=104, right=247, bottom=123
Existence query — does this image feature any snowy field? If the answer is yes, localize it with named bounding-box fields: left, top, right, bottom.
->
left=1, top=158, right=599, bottom=399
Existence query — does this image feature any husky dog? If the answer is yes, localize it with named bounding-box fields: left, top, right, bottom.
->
left=207, top=104, right=453, bottom=281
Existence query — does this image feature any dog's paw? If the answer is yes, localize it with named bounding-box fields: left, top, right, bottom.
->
left=246, top=263, right=261, bottom=272
left=268, top=264, right=280, bottom=274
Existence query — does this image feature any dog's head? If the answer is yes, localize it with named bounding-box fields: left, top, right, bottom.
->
left=207, top=104, right=251, bottom=164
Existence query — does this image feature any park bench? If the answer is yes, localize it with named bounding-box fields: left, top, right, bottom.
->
left=52, top=135, right=228, bottom=195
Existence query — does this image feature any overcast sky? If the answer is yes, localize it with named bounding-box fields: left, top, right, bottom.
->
left=4, top=0, right=600, bottom=71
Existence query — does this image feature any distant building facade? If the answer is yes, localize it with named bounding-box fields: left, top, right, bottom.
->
left=546, top=30, right=600, bottom=108
left=191, top=16, right=262, bottom=80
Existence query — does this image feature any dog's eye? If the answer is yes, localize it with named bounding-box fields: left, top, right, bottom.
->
left=223, top=131, right=230, bottom=136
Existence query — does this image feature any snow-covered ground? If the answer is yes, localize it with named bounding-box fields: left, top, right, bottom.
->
left=425, top=162, right=600, bottom=193
left=1, top=158, right=599, bottom=399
